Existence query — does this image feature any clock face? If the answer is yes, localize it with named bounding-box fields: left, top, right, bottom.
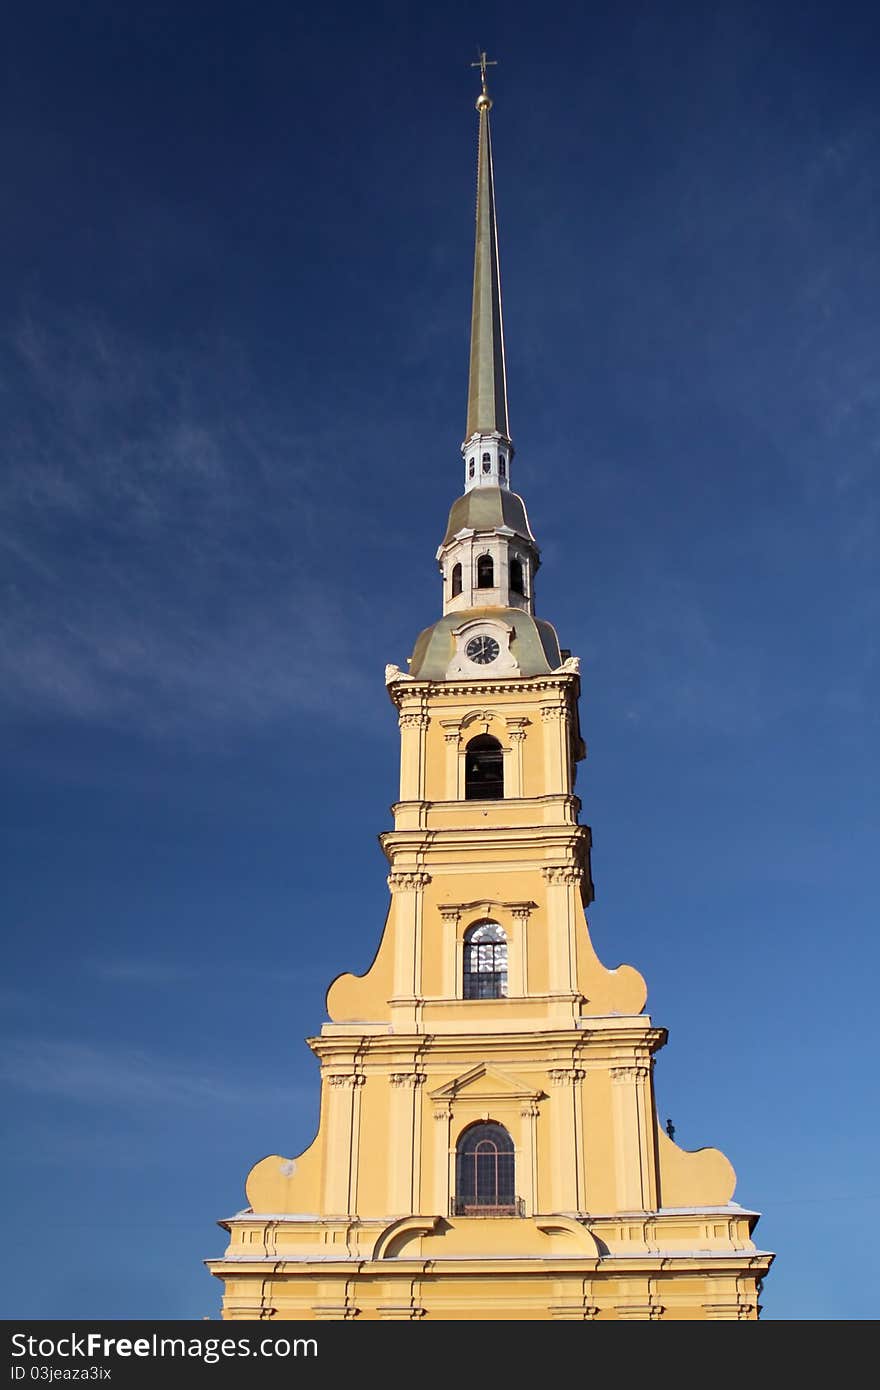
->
left=466, top=634, right=500, bottom=666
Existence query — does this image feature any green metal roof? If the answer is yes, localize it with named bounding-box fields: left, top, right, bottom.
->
left=441, top=487, right=537, bottom=548
left=408, top=607, right=562, bottom=680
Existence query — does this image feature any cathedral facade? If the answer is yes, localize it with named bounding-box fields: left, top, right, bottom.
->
left=207, top=68, right=773, bottom=1321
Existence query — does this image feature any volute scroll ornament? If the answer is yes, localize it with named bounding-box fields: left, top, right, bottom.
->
left=326, top=1073, right=366, bottom=1089
left=540, top=703, right=567, bottom=723
left=387, top=871, right=432, bottom=892
left=548, top=1068, right=586, bottom=1086
left=438, top=905, right=462, bottom=924
left=398, top=711, right=430, bottom=730
left=542, top=866, right=584, bottom=887
left=609, top=1065, right=651, bottom=1084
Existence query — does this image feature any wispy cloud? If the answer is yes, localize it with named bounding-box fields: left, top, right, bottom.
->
left=0, top=311, right=379, bottom=733
left=0, top=1037, right=291, bottom=1109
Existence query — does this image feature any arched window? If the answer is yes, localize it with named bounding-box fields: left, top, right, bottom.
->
left=482, top=452, right=491, bottom=473
left=476, top=553, right=494, bottom=588
left=455, top=1121, right=516, bottom=1215
left=510, top=556, right=524, bottom=595
left=468, top=457, right=475, bottom=478
left=451, top=562, right=462, bottom=597
left=463, top=921, right=508, bottom=999
left=465, top=734, right=503, bottom=800
left=499, top=454, right=506, bottom=478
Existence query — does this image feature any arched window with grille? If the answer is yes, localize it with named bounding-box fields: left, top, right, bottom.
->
left=451, top=562, right=462, bottom=597
left=454, top=1121, right=516, bottom=1215
left=510, top=555, right=524, bottom=595
left=476, top=553, right=494, bottom=588
left=465, top=734, right=503, bottom=800
left=463, top=920, right=508, bottom=999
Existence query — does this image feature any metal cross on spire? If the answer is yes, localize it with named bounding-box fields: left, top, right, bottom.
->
left=471, top=49, right=497, bottom=96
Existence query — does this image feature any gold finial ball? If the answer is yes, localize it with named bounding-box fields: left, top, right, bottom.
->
left=476, top=91, right=493, bottom=112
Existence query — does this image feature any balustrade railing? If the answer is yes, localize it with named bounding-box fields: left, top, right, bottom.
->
left=451, top=1196, right=524, bottom=1217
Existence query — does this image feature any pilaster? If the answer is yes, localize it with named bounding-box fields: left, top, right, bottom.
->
left=439, top=905, right=461, bottom=997
left=320, top=1073, right=365, bottom=1215
left=542, top=866, right=582, bottom=994
left=397, top=706, right=429, bottom=801
left=547, top=1068, right=585, bottom=1210
left=508, top=902, right=532, bottom=996
left=541, top=701, right=569, bottom=795
left=387, top=1072, right=426, bottom=1213
left=440, top=720, right=461, bottom=798
left=505, top=716, right=529, bottom=795
left=519, top=1098, right=540, bottom=1214
left=387, top=871, right=431, bottom=1003
left=609, top=1064, right=657, bottom=1212
left=432, top=1102, right=452, bottom=1215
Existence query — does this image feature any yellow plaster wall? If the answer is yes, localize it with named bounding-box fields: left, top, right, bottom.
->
left=246, top=1141, right=323, bottom=1214
left=655, top=1125, right=737, bottom=1206
left=214, top=666, right=771, bottom=1319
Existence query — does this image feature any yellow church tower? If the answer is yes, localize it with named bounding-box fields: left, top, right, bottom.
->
left=208, top=62, right=774, bottom=1321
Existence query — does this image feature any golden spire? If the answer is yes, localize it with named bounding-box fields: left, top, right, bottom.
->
left=464, top=50, right=510, bottom=447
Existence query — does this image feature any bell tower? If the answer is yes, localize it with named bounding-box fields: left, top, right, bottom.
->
left=207, top=61, right=773, bottom=1322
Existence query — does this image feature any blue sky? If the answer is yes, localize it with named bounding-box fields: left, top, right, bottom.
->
left=2, top=0, right=877, bottom=1321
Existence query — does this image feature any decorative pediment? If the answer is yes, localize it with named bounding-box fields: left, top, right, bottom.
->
left=460, top=708, right=502, bottom=730
left=430, top=1062, right=543, bottom=1105
left=438, top=899, right=537, bottom=921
